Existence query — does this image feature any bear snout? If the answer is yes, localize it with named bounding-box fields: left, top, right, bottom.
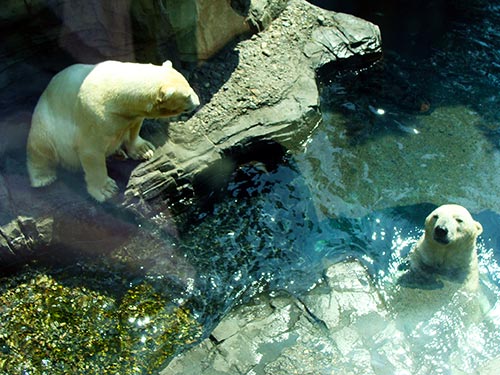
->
left=433, top=225, right=450, bottom=244
left=188, top=92, right=200, bottom=111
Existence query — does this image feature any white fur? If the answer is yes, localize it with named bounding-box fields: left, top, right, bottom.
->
left=387, top=205, right=485, bottom=331
left=409, top=204, right=483, bottom=292
left=27, top=60, right=200, bottom=201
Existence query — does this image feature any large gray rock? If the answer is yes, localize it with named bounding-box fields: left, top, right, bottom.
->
left=160, top=0, right=282, bottom=62
left=0, top=0, right=282, bottom=64
left=160, top=260, right=390, bottom=375
left=124, top=0, right=382, bottom=218
left=0, top=216, right=53, bottom=264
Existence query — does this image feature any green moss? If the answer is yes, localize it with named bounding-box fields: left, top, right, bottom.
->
left=0, top=274, right=201, bottom=374
left=119, top=283, right=202, bottom=372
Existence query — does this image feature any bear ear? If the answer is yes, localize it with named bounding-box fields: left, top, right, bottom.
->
left=475, top=220, right=483, bottom=235
left=425, top=211, right=436, bottom=225
left=162, top=60, right=173, bottom=69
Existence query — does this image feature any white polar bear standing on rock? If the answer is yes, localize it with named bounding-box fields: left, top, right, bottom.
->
left=409, top=204, right=483, bottom=292
left=26, top=60, right=200, bottom=202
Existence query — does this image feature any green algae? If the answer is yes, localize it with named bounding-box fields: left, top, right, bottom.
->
left=0, top=274, right=201, bottom=374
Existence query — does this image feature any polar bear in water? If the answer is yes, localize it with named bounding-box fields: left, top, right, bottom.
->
left=408, top=203, right=483, bottom=292
left=389, top=204, right=487, bottom=330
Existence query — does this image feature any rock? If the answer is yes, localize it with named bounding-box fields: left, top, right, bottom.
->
left=159, top=260, right=389, bottom=375
left=233, top=0, right=290, bottom=32
left=134, top=0, right=288, bottom=61
left=124, top=0, right=382, bottom=219
left=0, top=162, right=195, bottom=284
left=0, top=0, right=280, bottom=64
left=0, top=216, right=53, bottom=264
left=304, top=12, right=382, bottom=70
left=0, top=1, right=47, bottom=26
left=151, top=0, right=249, bottom=62
left=302, top=261, right=385, bottom=330
left=475, top=356, right=500, bottom=375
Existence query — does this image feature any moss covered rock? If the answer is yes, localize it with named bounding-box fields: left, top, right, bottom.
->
left=0, top=274, right=201, bottom=374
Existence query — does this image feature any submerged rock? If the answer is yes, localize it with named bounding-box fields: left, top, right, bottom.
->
left=161, top=258, right=500, bottom=374
left=160, top=260, right=390, bottom=375
left=0, top=274, right=202, bottom=374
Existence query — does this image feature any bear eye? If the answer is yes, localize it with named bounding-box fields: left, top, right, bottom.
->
left=455, top=218, right=463, bottom=223
left=432, top=214, right=439, bottom=220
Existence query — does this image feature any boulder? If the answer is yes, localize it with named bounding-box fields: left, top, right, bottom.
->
left=0, top=216, right=53, bottom=264
left=161, top=0, right=249, bottom=62
left=124, top=0, right=382, bottom=220
left=160, top=260, right=390, bottom=375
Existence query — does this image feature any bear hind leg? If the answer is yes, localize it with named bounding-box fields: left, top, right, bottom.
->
left=27, top=146, right=58, bottom=187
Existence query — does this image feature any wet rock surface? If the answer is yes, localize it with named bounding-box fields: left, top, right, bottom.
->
left=160, top=260, right=391, bottom=375
left=160, top=258, right=500, bottom=375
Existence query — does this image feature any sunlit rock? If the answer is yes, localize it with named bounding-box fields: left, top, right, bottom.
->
left=124, top=0, right=382, bottom=219
left=160, top=260, right=392, bottom=375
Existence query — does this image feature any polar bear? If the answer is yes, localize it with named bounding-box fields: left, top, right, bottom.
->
left=383, top=205, right=492, bottom=375
left=26, top=60, right=200, bottom=201
left=388, top=204, right=485, bottom=331
left=408, top=204, right=483, bottom=292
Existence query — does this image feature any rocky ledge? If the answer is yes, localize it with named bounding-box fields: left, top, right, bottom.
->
left=123, top=0, right=381, bottom=221
left=161, top=260, right=388, bottom=375
left=160, top=260, right=500, bottom=375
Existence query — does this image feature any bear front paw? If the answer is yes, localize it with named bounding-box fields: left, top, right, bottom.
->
left=87, top=177, right=118, bottom=202
left=127, top=139, right=155, bottom=160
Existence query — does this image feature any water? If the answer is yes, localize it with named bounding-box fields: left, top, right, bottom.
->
left=177, top=0, right=500, bottom=373
left=3, top=0, right=500, bottom=374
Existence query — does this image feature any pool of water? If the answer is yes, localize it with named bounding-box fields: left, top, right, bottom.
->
left=180, top=172, right=500, bottom=374
left=177, top=0, right=500, bottom=373
left=3, top=0, right=500, bottom=374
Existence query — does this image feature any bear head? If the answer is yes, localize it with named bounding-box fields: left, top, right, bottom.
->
left=409, top=204, right=483, bottom=287
left=154, top=61, right=200, bottom=117
left=423, top=204, right=482, bottom=249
